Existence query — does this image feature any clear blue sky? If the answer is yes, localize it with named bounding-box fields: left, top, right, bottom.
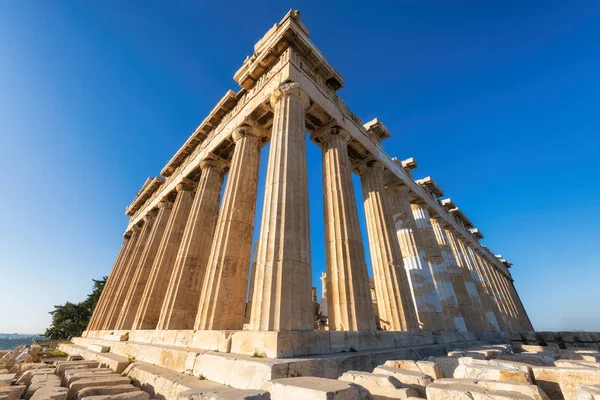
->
left=1, top=1, right=599, bottom=334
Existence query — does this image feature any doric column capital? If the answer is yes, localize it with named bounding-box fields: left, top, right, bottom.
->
left=200, top=155, right=228, bottom=172
left=123, top=230, right=133, bottom=239
left=387, top=182, right=411, bottom=195
left=316, top=125, right=352, bottom=145
left=270, top=82, right=310, bottom=110
left=176, top=178, right=196, bottom=192
left=157, top=199, right=174, bottom=210
left=369, top=160, right=385, bottom=171
left=232, top=124, right=262, bottom=143
left=143, top=209, right=158, bottom=223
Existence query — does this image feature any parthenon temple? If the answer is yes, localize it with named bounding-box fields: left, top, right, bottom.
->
left=82, top=10, right=532, bottom=357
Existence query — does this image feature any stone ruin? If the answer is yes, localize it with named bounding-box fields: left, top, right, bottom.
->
left=1, top=335, right=600, bottom=399
left=21, top=8, right=595, bottom=400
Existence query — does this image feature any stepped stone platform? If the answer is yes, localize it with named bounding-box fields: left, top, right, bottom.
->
left=60, top=330, right=509, bottom=391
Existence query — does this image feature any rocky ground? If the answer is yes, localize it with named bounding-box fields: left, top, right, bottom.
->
left=2, top=333, right=600, bottom=400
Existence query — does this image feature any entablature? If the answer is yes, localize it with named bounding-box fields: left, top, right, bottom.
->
left=125, top=177, right=165, bottom=217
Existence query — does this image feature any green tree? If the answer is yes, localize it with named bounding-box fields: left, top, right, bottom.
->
left=44, top=277, right=107, bottom=339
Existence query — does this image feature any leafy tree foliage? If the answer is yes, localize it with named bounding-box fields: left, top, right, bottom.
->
left=44, top=277, right=106, bottom=339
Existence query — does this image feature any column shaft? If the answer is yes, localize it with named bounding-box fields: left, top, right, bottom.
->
left=157, top=160, right=225, bottom=330
left=249, top=82, right=313, bottom=331
left=507, top=278, right=534, bottom=331
left=444, top=227, right=490, bottom=331
left=132, top=184, right=195, bottom=330
left=460, top=242, right=501, bottom=331
left=361, top=162, right=418, bottom=331
left=115, top=202, right=172, bottom=330
left=104, top=217, right=155, bottom=330
left=471, top=252, right=512, bottom=331
left=387, top=186, right=444, bottom=331
left=195, top=128, right=261, bottom=330
left=430, top=217, right=476, bottom=332
left=87, top=235, right=132, bottom=331
left=321, top=128, right=375, bottom=331
left=411, top=204, right=464, bottom=331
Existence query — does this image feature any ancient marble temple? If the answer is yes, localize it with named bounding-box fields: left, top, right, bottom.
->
left=85, top=11, right=533, bottom=351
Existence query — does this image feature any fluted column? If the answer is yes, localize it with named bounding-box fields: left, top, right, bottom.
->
left=87, top=233, right=133, bottom=331
left=361, top=162, right=418, bottom=331
left=195, top=126, right=261, bottom=330
left=470, top=251, right=512, bottom=331
left=104, top=216, right=156, bottom=330
left=157, top=159, right=226, bottom=330
left=115, top=201, right=173, bottom=330
left=444, top=227, right=491, bottom=331
left=387, top=185, right=444, bottom=331
left=249, top=82, right=313, bottom=331
left=411, top=203, right=464, bottom=331
left=458, top=241, right=502, bottom=331
left=488, top=261, right=521, bottom=330
left=320, top=127, right=375, bottom=331
left=430, top=217, right=483, bottom=332
left=132, top=182, right=195, bottom=329
left=506, top=277, right=534, bottom=331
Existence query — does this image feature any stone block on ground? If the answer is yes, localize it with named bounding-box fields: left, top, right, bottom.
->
left=558, top=333, right=575, bottom=344
left=78, top=391, right=148, bottom=400
left=177, top=387, right=270, bottom=400
left=496, top=354, right=556, bottom=366
left=26, top=374, right=62, bottom=399
left=75, top=385, right=140, bottom=400
left=55, top=362, right=99, bottom=378
left=554, top=360, right=600, bottom=369
left=86, top=345, right=109, bottom=354
left=0, top=374, right=15, bottom=386
left=17, top=364, right=52, bottom=376
left=0, top=385, right=26, bottom=400
left=67, top=356, right=84, bottom=362
left=64, top=369, right=117, bottom=386
left=30, top=386, right=68, bottom=400
left=427, top=379, right=531, bottom=400
left=339, top=370, right=418, bottom=399
left=17, top=369, right=56, bottom=385
left=430, top=357, right=460, bottom=378
left=577, top=385, right=600, bottom=400
left=454, top=364, right=531, bottom=384
left=262, top=377, right=371, bottom=400
left=531, top=366, right=600, bottom=400
left=373, top=365, right=434, bottom=396
left=384, top=360, right=443, bottom=380
left=67, top=376, right=131, bottom=400
left=457, top=358, right=533, bottom=382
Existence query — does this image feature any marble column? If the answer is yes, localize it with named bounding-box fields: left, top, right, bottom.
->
left=157, top=159, right=226, bottom=330
left=507, top=278, right=534, bottom=331
left=361, top=162, right=418, bottom=331
left=459, top=242, right=502, bottom=332
left=387, top=185, right=445, bottom=331
left=249, top=82, right=313, bottom=331
left=195, top=126, right=261, bottom=330
left=411, top=203, right=464, bottom=331
left=320, top=127, right=375, bottom=331
left=87, top=232, right=133, bottom=331
left=430, top=216, right=478, bottom=332
left=444, top=227, right=490, bottom=331
left=488, top=262, right=521, bottom=330
left=470, top=251, right=512, bottom=331
left=115, top=201, right=173, bottom=330
left=104, top=216, right=155, bottom=330
left=132, top=182, right=195, bottom=330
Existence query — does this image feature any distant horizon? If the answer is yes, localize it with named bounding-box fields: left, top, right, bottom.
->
left=1, top=1, right=599, bottom=333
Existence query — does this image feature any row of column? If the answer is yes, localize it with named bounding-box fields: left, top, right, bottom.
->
left=88, top=81, right=531, bottom=334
